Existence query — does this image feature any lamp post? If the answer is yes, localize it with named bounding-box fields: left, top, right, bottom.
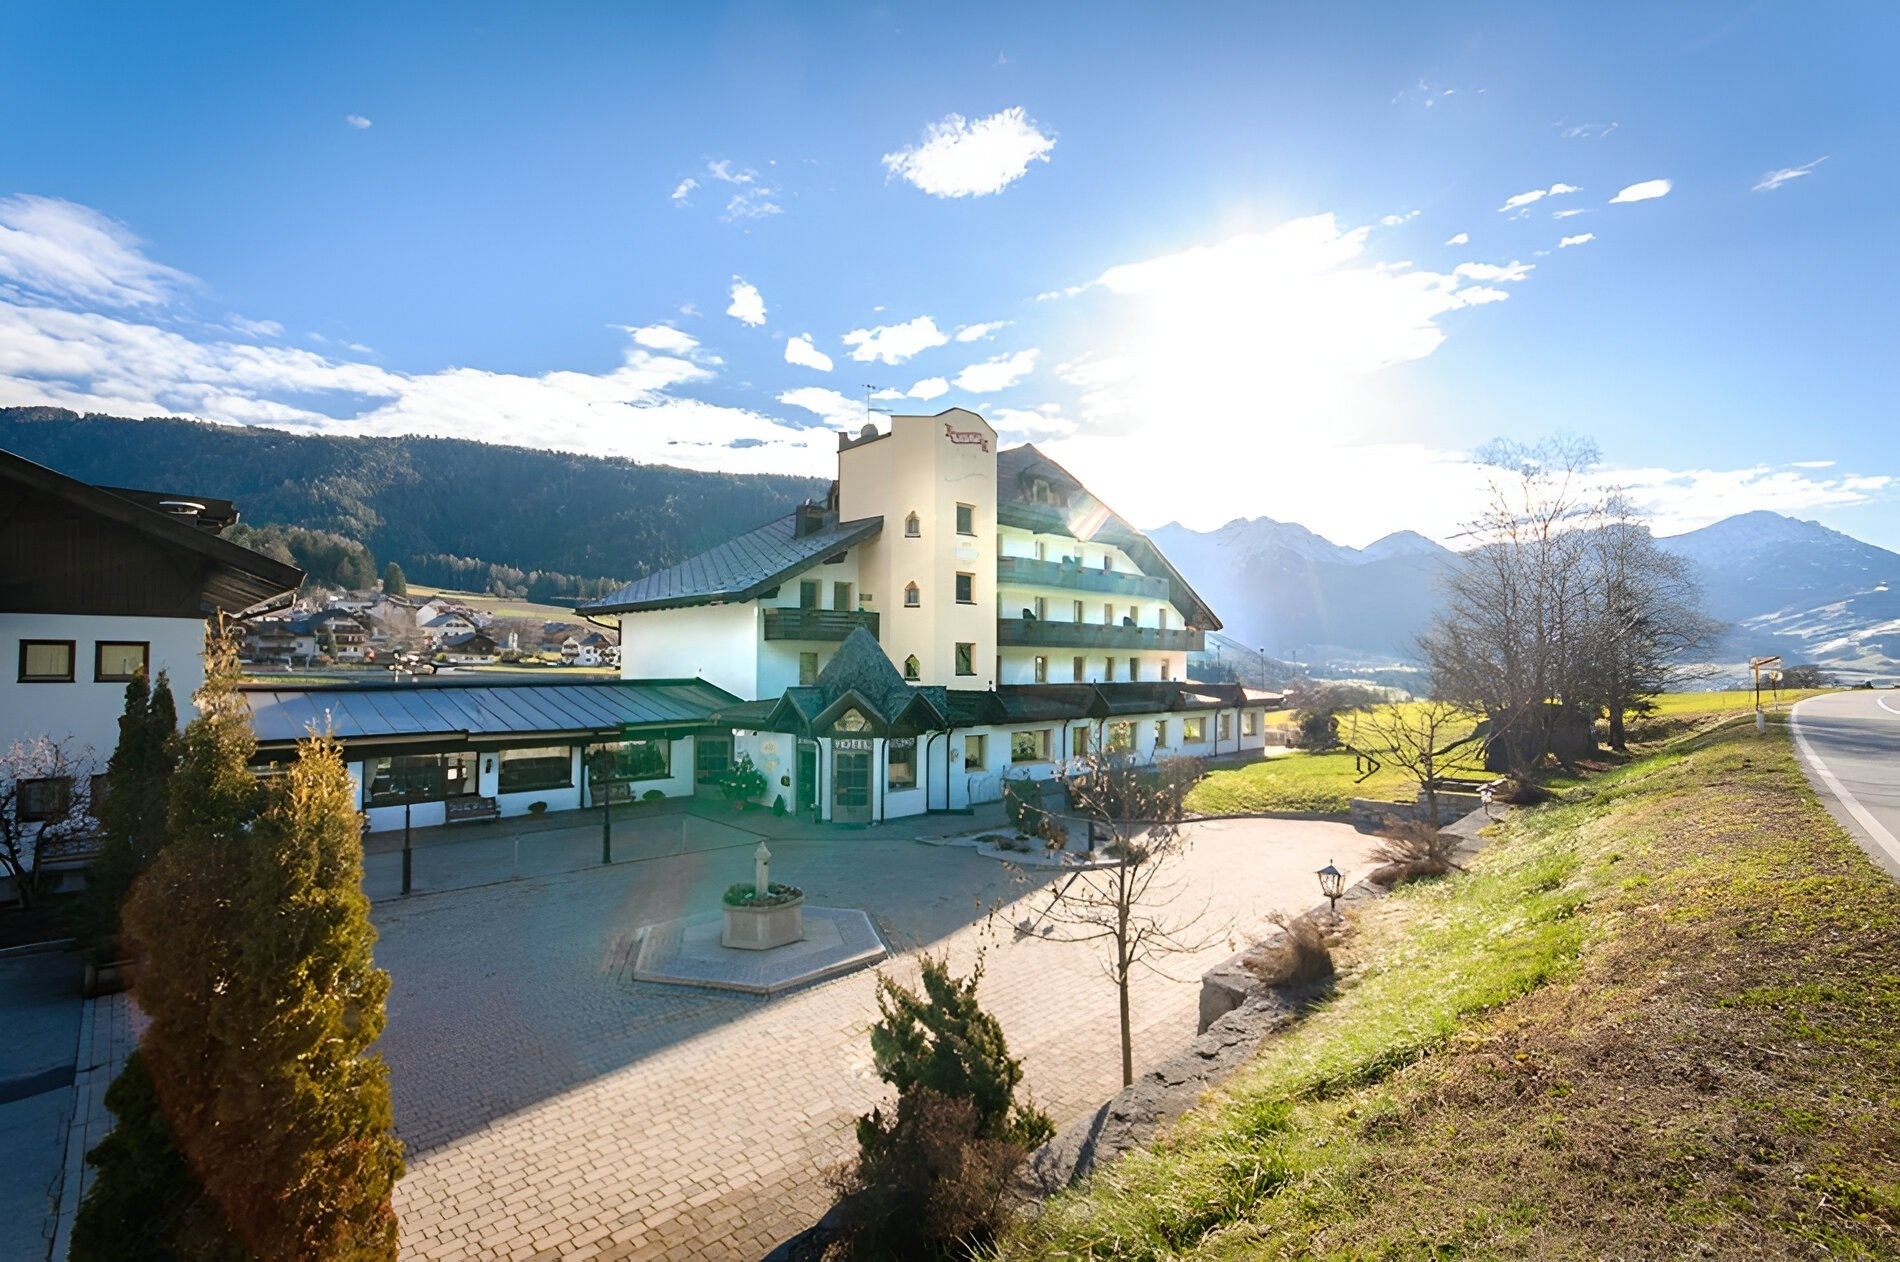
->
left=401, top=794, right=414, bottom=896
left=1317, top=861, right=1345, bottom=918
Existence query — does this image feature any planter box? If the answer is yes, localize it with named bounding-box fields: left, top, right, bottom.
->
left=721, top=895, right=805, bottom=951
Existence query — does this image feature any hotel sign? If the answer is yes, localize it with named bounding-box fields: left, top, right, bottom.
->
left=833, top=737, right=873, bottom=751
left=944, top=422, right=990, bottom=452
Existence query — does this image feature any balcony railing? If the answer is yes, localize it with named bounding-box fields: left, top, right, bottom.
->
left=996, top=618, right=1203, bottom=653
left=995, top=555, right=1169, bottom=600
left=762, top=608, right=881, bottom=642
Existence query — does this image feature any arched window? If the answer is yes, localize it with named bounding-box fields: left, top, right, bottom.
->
left=903, top=655, right=920, bottom=681
left=904, top=582, right=920, bottom=607
left=905, top=512, right=921, bottom=537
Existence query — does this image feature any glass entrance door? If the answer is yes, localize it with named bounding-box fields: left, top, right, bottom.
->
left=832, top=744, right=872, bottom=824
left=796, top=741, right=817, bottom=816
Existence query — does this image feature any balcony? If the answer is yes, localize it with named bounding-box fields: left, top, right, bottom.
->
left=996, top=618, right=1203, bottom=653
left=762, top=608, right=881, bottom=642
left=995, top=555, right=1169, bottom=600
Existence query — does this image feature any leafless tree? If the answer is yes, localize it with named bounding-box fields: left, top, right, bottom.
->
left=1017, top=754, right=1224, bottom=1088
left=1, top=737, right=95, bottom=911
left=1348, top=699, right=1481, bottom=826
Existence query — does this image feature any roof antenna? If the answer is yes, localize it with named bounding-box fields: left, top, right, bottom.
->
left=862, top=383, right=879, bottom=424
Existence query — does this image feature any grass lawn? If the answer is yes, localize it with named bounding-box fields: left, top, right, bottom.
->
left=1002, top=715, right=1900, bottom=1259
left=403, top=583, right=593, bottom=622
left=1185, top=751, right=1424, bottom=815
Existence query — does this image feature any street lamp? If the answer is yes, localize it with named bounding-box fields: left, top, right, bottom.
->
left=1316, top=861, right=1345, bottom=917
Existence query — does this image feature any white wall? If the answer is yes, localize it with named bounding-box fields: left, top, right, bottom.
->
left=0, top=613, right=208, bottom=774
left=619, top=604, right=760, bottom=698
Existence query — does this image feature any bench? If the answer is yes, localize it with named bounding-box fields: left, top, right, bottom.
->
left=445, top=795, right=501, bottom=824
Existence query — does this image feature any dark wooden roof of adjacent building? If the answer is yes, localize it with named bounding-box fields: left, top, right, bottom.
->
left=0, top=448, right=305, bottom=618
left=579, top=510, right=884, bottom=615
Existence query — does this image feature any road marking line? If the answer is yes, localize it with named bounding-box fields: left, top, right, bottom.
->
left=1878, top=695, right=1900, bottom=716
left=1791, top=703, right=1900, bottom=872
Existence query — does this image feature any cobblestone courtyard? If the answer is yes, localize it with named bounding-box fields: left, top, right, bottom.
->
left=370, top=807, right=1378, bottom=1260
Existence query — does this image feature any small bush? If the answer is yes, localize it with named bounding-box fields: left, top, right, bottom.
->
left=528, top=800, right=548, bottom=815
left=1242, top=911, right=1335, bottom=988
left=1369, top=818, right=1460, bottom=883
left=1492, top=771, right=1552, bottom=805
left=723, top=881, right=802, bottom=907
left=641, top=788, right=666, bottom=803
left=772, top=794, right=787, bottom=817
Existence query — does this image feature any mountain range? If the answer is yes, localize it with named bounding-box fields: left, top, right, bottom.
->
left=1153, top=510, right=1900, bottom=682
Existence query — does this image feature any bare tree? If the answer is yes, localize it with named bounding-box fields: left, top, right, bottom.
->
left=1348, top=699, right=1481, bottom=827
left=1, top=737, right=95, bottom=911
left=1018, top=754, right=1223, bottom=1088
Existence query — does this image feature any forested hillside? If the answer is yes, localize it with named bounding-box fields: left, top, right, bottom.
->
left=0, top=408, right=829, bottom=600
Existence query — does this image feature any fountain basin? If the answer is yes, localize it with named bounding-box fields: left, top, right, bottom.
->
left=721, top=894, right=805, bottom=950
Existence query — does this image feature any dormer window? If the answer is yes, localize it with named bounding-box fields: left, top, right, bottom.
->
left=903, top=655, right=920, bottom=681
left=905, top=512, right=921, bottom=537
left=904, top=582, right=920, bottom=608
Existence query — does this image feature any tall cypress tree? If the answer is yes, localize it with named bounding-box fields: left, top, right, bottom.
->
left=83, top=669, right=178, bottom=960
left=87, top=629, right=404, bottom=1259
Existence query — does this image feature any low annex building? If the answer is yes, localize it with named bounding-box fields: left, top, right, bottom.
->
left=581, top=409, right=1279, bottom=824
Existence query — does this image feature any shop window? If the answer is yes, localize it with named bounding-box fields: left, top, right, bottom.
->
left=904, top=655, right=920, bottom=680
left=1011, top=729, right=1051, bottom=763
left=955, top=642, right=975, bottom=676
left=887, top=738, right=916, bottom=791
left=1183, top=717, right=1205, bottom=743
left=365, top=752, right=477, bottom=807
left=955, top=572, right=975, bottom=604
left=956, top=503, right=975, bottom=535
left=94, top=641, right=149, bottom=683
left=599, top=738, right=672, bottom=781
left=498, top=746, right=573, bottom=794
left=18, top=640, right=74, bottom=682
left=964, top=733, right=987, bottom=767
left=905, top=582, right=920, bottom=607
left=19, top=776, right=72, bottom=821
left=905, top=512, right=921, bottom=537
left=1107, top=722, right=1134, bottom=753
left=799, top=652, right=819, bottom=685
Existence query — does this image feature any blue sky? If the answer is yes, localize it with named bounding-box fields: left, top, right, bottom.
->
left=1, top=2, right=1895, bottom=547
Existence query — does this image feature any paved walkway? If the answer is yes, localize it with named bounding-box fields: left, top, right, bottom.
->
left=0, top=950, right=82, bottom=1262
left=371, top=809, right=1378, bottom=1260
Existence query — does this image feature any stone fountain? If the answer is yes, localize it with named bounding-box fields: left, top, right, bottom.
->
left=720, top=843, right=805, bottom=950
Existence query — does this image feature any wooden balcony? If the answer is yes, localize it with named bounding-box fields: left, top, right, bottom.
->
left=996, top=618, right=1203, bottom=653
left=762, top=608, right=881, bottom=642
left=995, top=555, right=1169, bottom=600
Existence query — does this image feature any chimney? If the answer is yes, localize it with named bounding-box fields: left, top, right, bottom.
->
left=793, top=502, right=828, bottom=538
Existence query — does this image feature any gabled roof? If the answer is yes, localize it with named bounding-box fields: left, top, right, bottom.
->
left=997, top=444, right=1221, bottom=632
left=750, top=628, right=951, bottom=735
left=579, top=510, right=883, bottom=615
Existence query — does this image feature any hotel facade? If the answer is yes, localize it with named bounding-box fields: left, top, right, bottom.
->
left=581, top=409, right=1276, bottom=825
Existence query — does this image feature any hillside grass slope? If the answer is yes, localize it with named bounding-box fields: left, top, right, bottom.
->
left=1002, top=715, right=1900, bottom=1259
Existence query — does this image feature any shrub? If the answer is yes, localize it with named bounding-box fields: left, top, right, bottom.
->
left=528, top=800, right=547, bottom=815
left=641, top=788, right=666, bottom=803
left=723, top=881, right=801, bottom=907
left=1294, top=709, right=1341, bottom=750
left=719, top=754, right=768, bottom=805
left=1002, top=776, right=1044, bottom=832
left=772, top=794, right=787, bottom=817
left=1242, top=911, right=1335, bottom=988
left=1368, top=818, right=1461, bottom=885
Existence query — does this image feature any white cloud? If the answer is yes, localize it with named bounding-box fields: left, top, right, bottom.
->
left=227, top=315, right=284, bottom=339
left=629, top=325, right=699, bottom=354
left=1753, top=156, right=1828, bottom=193
left=1791, top=460, right=1836, bottom=469
left=1552, top=208, right=1588, bottom=219
left=1561, top=121, right=1617, bottom=140
left=988, top=403, right=1076, bottom=440
left=1453, top=260, right=1534, bottom=282
left=691, top=160, right=782, bottom=221
left=1445, top=232, right=1469, bottom=246
left=1610, top=179, right=1672, bottom=204
left=907, top=377, right=949, bottom=401
left=670, top=177, right=698, bottom=204
left=345, top=114, right=372, bottom=129
left=954, top=320, right=1010, bottom=342
left=777, top=387, right=864, bottom=428
left=1380, top=210, right=1421, bottom=227
left=881, top=107, right=1054, bottom=198
left=784, top=333, right=833, bottom=372
left=870, top=387, right=905, bottom=400
left=1558, top=233, right=1595, bottom=248
left=841, top=315, right=948, bottom=365
left=1547, top=183, right=1581, bottom=195
left=0, top=195, right=193, bottom=308
left=726, top=278, right=766, bottom=326
left=1500, top=183, right=1580, bottom=213
left=952, top=348, right=1039, bottom=393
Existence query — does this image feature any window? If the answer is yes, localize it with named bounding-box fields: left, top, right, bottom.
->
left=1156, top=720, right=1170, bottom=747
left=799, top=580, right=820, bottom=610
left=692, top=736, right=731, bottom=784
left=1072, top=725, right=1091, bottom=756
left=19, top=640, right=74, bottom=682
left=365, top=752, right=477, bottom=807
left=1073, top=656, right=1085, bottom=682
left=1183, top=717, right=1205, bottom=743
left=1033, top=596, right=1047, bottom=620
left=19, top=776, right=72, bottom=822
left=887, top=738, right=916, bottom=790
left=1073, top=599, right=1084, bottom=622
left=1129, top=657, right=1140, bottom=681
left=955, top=642, right=975, bottom=676
left=1219, top=712, right=1233, bottom=742
left=94, top=641, right=149, bottom=683
left=904, top=582, right=920, bottom=607
left=1243, top=711, right=1259, bottom=736
left=1160, top=659, right=1172, bottom=681
left=1104, top=657, right=1115, bottom=682
left=1102, top=555, right=1112, bottom=571
left=1035, top=540, right=1047, bottom=561
left=1103, top=603, right=1114, bottom=625
left=1011, top=729, right=1051, bottom=763
left=599, top=738, right=672, bottom=781
left=903, top=655, right=920, bottom=680
left=834, top=581, right=854, bottom=611
left=955, top=572, right=975, bottom=604
left=956, top=503, right=975, bottom=535
left=905, top=512, right=921, bottom=537
left=799, top=652, right=819, bottom=685
left=1158, top=608, right=1168, bottom=630
left=964, top=734, right=987, bottom=767
left=1107, top=721, right=1134, bottom=753
left=498, top=745, right=573, bottom=794
left=1033, top=656, right=1048, bottom=683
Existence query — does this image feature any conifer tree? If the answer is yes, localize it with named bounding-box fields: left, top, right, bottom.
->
left=382, top=561, right=407, bottom=596
left=93, top=628, right=403, bottom=1258
left=83, top=669, right=178, bottom=958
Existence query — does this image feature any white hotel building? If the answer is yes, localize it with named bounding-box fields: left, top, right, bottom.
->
left=581, top=409, right=1277, bottom=825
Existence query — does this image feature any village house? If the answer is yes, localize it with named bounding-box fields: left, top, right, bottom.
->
left=579, top=408, right=1277, bottom=824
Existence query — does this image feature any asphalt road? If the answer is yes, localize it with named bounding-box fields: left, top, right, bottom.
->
left=1790, top=690, right=1900, bottom=881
